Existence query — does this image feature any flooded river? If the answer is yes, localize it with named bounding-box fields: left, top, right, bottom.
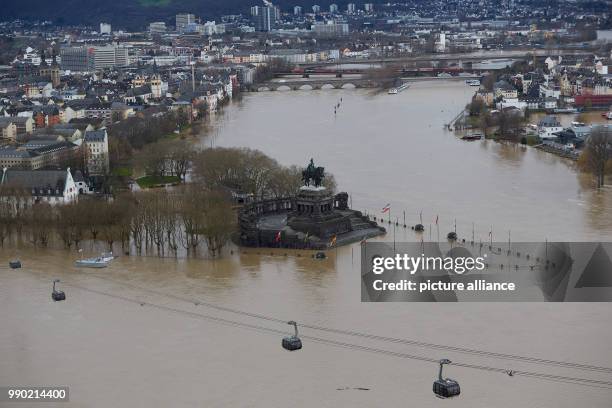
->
left=2, top=81, right=612, bottom=407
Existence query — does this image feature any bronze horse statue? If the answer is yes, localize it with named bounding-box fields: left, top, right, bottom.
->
left=302, top=158, right=325, bottom=187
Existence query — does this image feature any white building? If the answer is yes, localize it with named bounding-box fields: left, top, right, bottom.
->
left=436, top=32, right=446, bottom=52
left=364, top=3, right=374, bottom=13
left=84, top=129, right=109, bottom=175
left=149, top=22, right=167, bottom=35
left=176, top=13, right=196, bottom=33
left=537, top=116, right=563, bottom=139
left=100, top=23, right=112, bottom=34
left=312, top=21, right=349, bottom=36
left=329, top=3, right=339, bottom=13
left=0, top=168, right=78, bottom=206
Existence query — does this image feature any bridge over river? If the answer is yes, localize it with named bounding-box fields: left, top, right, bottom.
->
left=249, top=76, right=381, bottom=91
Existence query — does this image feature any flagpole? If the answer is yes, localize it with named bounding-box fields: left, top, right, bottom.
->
left=393, top=222, right=396, bottom=252
left=508, top=230, right=511, bottom=253
left=472, top=222, right=475, bottom=244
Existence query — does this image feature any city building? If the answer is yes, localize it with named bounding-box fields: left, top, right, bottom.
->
left=60, top=45, right=128, bottom=72
left=537, top=116, right=563, bottom=139
left=10, top=117, right=34, bottom=136
left=312, top=5, right=321, bottom=13
left=149, top=22, right=167, bottom=35
left=311, top=21, right=349, bottom=37
left=176, top=13, right=196, bottom=33
left=0, top=168, right=78, bottom=206
left=0, top=119, right=17, bottom=141
left=347, top=3, right=356, bottom=13
left=364, top=3, right=374, bottom=13
left=252, top=5, right=275, bottom=32
left=83, top=129, right=109, bottom=175
left=88, top=45, right=128, bottom=71
left=294, top=6, right=302, bottom=15
left=60, top=46, right=89, bottom=72
left=329, top=4, right=339, bottom=13
left=0, top=140, right=80, bottom=171
left=99, top=23, right=112, bottom=34
left=38, top=51, right=61, bottom=87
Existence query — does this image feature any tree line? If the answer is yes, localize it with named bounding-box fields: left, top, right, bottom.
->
left=0, top=147, right=338, bottom=257
left=0, top=187, right=235, bottom=258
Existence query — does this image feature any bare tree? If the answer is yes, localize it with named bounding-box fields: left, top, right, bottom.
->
left=579, top=127, right=612, bottom=188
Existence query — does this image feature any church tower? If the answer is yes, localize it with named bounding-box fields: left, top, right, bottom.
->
left=38, top=49, right=60, bottom=88
left=50, top=51, right=60, bottom=88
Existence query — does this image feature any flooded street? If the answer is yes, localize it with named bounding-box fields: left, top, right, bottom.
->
left=2, top=81, right=612, bottom=407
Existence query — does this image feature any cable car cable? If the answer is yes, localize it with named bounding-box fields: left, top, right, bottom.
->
left=82, top=273, right=612, bottom=374
left=60, top=280, right=612, bottom=390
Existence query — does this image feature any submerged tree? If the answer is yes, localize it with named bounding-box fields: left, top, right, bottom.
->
left=578, top=127, right=612, bottom=188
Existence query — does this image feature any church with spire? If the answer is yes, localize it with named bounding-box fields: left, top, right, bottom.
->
left=38, top=49, right=61, bottom=88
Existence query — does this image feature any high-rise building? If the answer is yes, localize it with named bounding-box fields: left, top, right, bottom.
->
left=294, top=6, right=302, bottom=15
left=347, top=3, right=356, bottom=13
left=176, top=13, right=196, bottom=33
left=59, top=47, right=89, bottom=72
left=99, top=23, right=112, bottom=34
left=312, top=5, right=321, bottom=13
left=253, top=5, right=275, bottom=32
left=60, top=45, right=128, bottom=72
left=364, top=3, right=374, bottom=13
left=311, top=21, right=349, bottom=36
left=329, top=4, right=338, bottom=13
left=149, top=22, right=167, bottom=35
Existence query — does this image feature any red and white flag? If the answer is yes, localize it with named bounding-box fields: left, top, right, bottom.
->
left=381, top=203, right=391, bottom=213
left=275, top=231, right=282, bottom=243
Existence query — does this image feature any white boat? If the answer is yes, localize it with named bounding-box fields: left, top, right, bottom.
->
left=101, top=252, right=115, bottom=262
left=465, top=79, right=480, bottom=86
left=75, top=257, right=109, bottom=268
left=388, top=82, right=410, bottom=94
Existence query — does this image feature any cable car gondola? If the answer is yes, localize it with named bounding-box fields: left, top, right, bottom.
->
left=433, top=359, right=460, bottom=398
left=282, top=320, right=302, bottom=351
left=52, top=279, right=66, bottom=302
left=414, top=224, right=425, bottom=232
left=447, top=232, right=458, bottom=241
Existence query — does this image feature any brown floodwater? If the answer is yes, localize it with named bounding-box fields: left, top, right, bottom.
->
left=2, top=81, right=612, bottom=407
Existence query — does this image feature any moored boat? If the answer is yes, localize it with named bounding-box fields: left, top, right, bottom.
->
left=9, top=260, right=21, bottom=269
left=75, top=257, right=109, bottom=268
left=100, top=252, right=115, bottom=262
left=461, top=133, right=483, bottom=141
left=388, top=82, right=410, bottom=94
